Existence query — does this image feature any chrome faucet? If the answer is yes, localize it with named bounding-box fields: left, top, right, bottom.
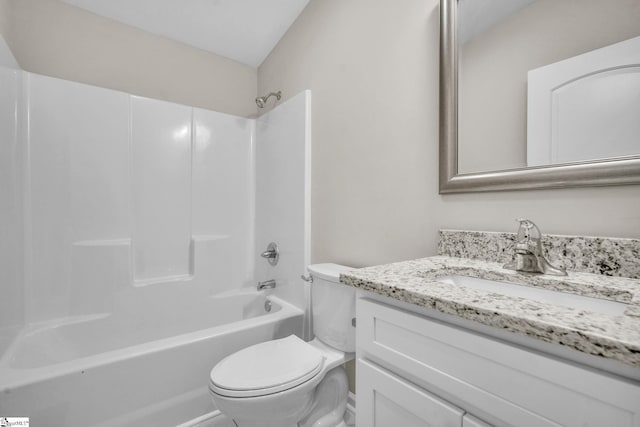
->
left=260, top=242, right=279, bottom=266
left=503, top=219, right=567, bottom=276
left=257, top=279, right=276, bottom=291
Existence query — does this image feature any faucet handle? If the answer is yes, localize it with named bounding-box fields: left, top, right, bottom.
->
left=507, top=219, right=567, bottom=276
left=514, top=218, right=540, bottom=240
left=514, top=218, right=543, bottom=255
left=260, top=242, right=279, bottom=266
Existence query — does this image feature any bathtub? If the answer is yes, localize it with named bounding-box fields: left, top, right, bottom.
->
left=0, top=291, right=303, bottom=426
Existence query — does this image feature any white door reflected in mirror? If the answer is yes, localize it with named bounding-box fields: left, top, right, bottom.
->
left=527, top=36, right=640, bottom=167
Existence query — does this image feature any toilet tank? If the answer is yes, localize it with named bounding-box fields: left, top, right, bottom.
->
left=308, top=263, right=356, bottom=353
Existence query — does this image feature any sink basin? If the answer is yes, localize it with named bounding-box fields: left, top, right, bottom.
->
left=438, top=275, right=629, bottom=316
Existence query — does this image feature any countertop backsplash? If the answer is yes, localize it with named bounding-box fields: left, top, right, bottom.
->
left=438, top=230, right=640, bottom=279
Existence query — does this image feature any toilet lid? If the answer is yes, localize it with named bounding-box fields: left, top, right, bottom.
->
left=209, top=335, right=324, bottom=398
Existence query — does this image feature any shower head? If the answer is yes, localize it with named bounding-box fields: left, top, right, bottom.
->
left=256, top=91, right=282, bottom=108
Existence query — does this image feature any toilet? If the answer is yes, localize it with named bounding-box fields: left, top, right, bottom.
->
left=208, top=263, right=356, bottom=427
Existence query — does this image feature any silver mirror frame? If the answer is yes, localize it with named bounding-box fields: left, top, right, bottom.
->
left=439, top=0, right=640, bottom=194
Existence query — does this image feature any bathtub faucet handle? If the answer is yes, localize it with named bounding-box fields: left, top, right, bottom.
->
left=257, top=279, right=276, bottom=291
left=260, top=242, right=279, bottom=266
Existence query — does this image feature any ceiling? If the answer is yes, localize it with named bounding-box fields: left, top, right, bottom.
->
left=61, top=0, right=311, bottom=67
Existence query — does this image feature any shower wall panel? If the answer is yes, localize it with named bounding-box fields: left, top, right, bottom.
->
left=255, top=91, right=311, bottom=321
left=19, top=71, right=255, bottom=324
left=0, top=66, right=24, bottom=337
left=131, top=96, right=192, bottom=283
left=193, top=109, right=255, bottom=290
left=26, top=73, right=130, bottom=322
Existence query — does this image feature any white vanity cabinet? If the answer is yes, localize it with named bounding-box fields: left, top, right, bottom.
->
left=356, top=297, right=640, bottom=427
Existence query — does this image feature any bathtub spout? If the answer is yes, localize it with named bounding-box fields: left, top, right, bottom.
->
left=257, top=280, right=276, bottom=291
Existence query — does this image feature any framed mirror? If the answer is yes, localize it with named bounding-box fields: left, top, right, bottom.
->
left=439, top=0, right=640, bottom=193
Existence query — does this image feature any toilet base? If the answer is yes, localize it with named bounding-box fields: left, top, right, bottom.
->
left=299, top=366, right=349, bottom=427
left=213, top=366, right=349, bottom=427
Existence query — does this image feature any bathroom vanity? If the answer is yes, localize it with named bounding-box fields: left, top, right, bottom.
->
left=341, top=231, right=640, bottom=427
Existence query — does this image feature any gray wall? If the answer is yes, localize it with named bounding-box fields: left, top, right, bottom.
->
left=0, top=33, right=18, bottom=68
left=4, top=0, right=257, bottom=117
left=0, top=0, right=10, bottom=37
left=258, top=0, right=640, bottom=269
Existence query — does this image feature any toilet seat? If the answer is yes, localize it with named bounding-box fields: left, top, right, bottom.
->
left=209, top=335, right=325, bottom=398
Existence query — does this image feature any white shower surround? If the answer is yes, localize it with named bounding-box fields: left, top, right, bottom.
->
left=0, top=66, right=311, bottom=424
left=24, top=72, right=258, bottom=320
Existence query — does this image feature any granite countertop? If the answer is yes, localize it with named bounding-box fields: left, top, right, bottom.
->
left=340, top=256, right=640, bottom=368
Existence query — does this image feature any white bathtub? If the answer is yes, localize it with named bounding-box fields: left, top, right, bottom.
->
left=0, top=291, right=303, bottom=426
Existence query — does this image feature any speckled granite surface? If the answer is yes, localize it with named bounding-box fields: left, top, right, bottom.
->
left=439, top=230, right=640, bottom=279
left=341, top=256, right=640, bottom=368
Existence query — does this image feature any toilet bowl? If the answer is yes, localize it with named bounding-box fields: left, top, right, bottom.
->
left=208, top=263, right=355, bottom=427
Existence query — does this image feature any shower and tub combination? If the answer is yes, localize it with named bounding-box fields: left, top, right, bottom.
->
left=0, top=64, right=312, bottom=426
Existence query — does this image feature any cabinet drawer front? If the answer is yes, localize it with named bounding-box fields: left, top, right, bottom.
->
left=357, top=298, right=640, bottom=427
left=357, top=359, right=464, bottom=427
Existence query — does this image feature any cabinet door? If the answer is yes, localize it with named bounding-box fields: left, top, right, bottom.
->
left=357, top=359, right=463, bottom=427
left=463, top=414, right=493, bottom=427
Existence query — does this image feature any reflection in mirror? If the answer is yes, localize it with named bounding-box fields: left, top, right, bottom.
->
left=527, top=36, right=640, bottom=166
left=457, top=0, right=640, bottom=175
left=439, top=0, right=640, bottom=193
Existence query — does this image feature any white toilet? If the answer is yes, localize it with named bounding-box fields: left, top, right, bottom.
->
left=208, top=263, right=356, bottom=427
